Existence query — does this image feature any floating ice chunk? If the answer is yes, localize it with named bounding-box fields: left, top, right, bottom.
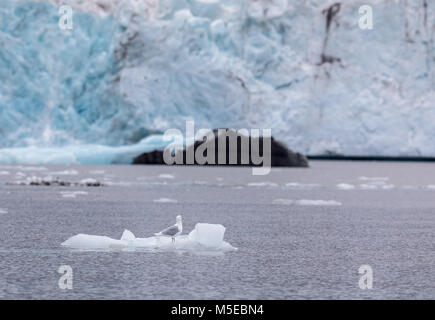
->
left=274, top=199, right=342, bottom=206
left=359, top=176, right=389, bottom=181
left=61, top=193, right=76, bottom=198
left=120, top=229, right=135, bottom=241
left=285, top=182, right=321, bottom=188
left=62, top=234, right=122, bottom=250
left=248, top=182, right=279, bottom=187
left=381, top=184, right=395, bottom=190
left=337, top=183, right=355, bottom=190
left=60, top=191, right=88, bottom=198
left=427, top=185, right=435, bottom=190
left=61, top=223, right=237, bottom=252
left=158, top=174, right=175, bottom=179
left=0, top=208, right=7, bottom=214
left=296, top=200, right=342, bottom=206
left=188, top=223, right=226, bottom=248
left=154, top=198, right=178, bottom=203
left=0, top=171, right=10, bottom=175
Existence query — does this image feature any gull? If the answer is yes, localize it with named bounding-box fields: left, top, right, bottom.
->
left=155, top=215, right=184, bottom=243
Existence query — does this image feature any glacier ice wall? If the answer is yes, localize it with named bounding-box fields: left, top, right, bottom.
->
left=1, top=0, right=434, bottom=163
left=0, top=0, right=158, bottom=149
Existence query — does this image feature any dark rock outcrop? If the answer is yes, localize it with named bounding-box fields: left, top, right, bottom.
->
left=133, top=129, right=308, bottom=167
left=132, top=149, right=165, bottom=165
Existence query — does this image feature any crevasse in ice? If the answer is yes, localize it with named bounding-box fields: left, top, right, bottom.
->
left=61, top=223, right=237, bottom=252
left=1, top=0, right=434, bottom=162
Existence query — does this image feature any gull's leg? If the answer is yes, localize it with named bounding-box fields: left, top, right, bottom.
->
left=172, top=237, right=175, bottom=243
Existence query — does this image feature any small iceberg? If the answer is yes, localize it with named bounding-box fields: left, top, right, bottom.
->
left=273, top=199, right=342, bottom=206
left=153, top=198, right=178, bottom=203
left=61, top=223, right=237, bottom=253
left=158, top=174, right=175, bottom=179
left=336, top=183, right=355, bottom=190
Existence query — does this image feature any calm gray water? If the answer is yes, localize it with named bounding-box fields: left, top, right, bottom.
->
left=0, top=161, right=434, bottom=299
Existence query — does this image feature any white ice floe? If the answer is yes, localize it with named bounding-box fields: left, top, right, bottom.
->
left=0, top=171, right=10, bottom=175
left=273, top=199, right=342, bottom=206
left=0, top=208, right=7, bottom=214
left=153, top=198, right=178, bottom=203
left=50, top=170, right=79, bottom=175
left=158, top=174, right=175, bottom=179
left=336, top=183, right=355, bottom=190
left=359, top=176, right=389, bottom=181
left=61, top=191, right=88, bottom=198
left=296, top=200, right=342, bottom=206
left=285, top=182, right=321, bottom=188
left=61, top=223, right=237, bottom=252
left=247, top=182, right=279, bottom=187
left=427, top=185, right=435, bottom=190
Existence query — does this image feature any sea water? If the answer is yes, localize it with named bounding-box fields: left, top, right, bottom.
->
left=0, top=161, right=435, bottom=299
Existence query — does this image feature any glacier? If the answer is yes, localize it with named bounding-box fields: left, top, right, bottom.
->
left=0, top=0, right=434, bottom=163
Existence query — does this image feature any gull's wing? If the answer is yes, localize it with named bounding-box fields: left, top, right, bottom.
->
left=157, top=225, right=180, bottom=236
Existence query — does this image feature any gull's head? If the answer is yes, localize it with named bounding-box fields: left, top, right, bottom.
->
left=176, top=215, right=184, bottom=223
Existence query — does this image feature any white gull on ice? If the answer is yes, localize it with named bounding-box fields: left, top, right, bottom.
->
left=155, top=215, right=183, bottom=242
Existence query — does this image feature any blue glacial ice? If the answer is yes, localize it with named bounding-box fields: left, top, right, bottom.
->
left=0, top=134, right=170, bottom=164
left=0, top=0, right=434, bottom=163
